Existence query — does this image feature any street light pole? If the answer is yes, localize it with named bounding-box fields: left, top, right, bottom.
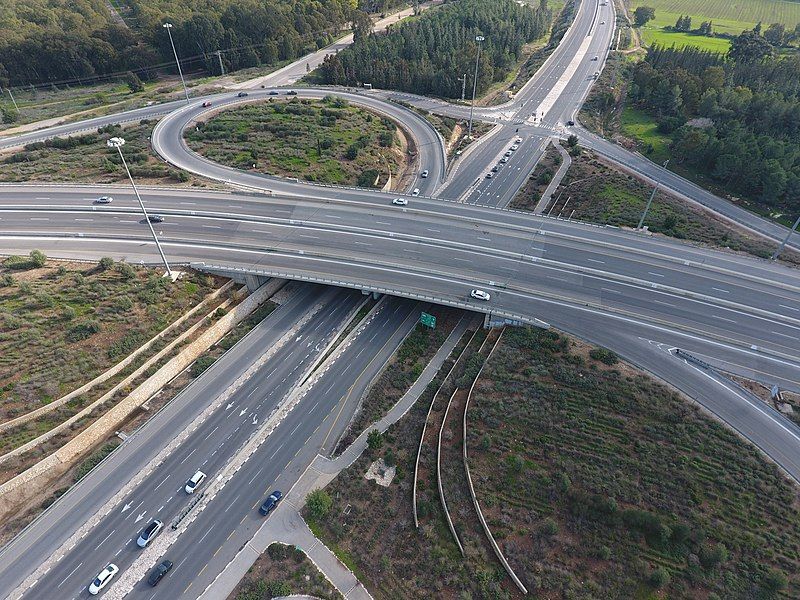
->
left=771, top=214, right=800, bottom=260
left=458, top=74, right=467, bottom=102
left=637, top=159, right=669, bottom=230
left=163, top=23, right=190, bottom=103
left=107, top=137, right=174, bottom=278
left=467, top=35, right=484, bottom=140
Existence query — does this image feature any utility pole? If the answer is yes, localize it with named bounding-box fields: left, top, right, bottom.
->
left=458, top=74, right=467, bottom=102
left=467, top=35, right=485, bottom=140
left=771, top=214, right=800, bottom=260
left=216, top=50, right=225, bottom=76
left=107, top=137, right=174, bottom=279
left=5, top=88, right=19, bottom=112
left=637, top=159, right=669, bottom=230
left=163, top=23, right=190, bottom=103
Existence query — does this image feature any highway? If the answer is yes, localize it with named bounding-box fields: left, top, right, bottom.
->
left=1, top=0, right=799, bottom=597
left=0, top=282, right=420, bottom=598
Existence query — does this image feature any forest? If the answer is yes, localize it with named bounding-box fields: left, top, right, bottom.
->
left=628, top=34, right=800, bottom=212
left=0, top=0, right=365, bottom=88
left=318, top=0, right=553, bottom=98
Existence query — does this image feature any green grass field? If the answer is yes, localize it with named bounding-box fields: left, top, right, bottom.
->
left=632, top=0, right=800, bottom=51
left=620, top=106, right=672, bottom=163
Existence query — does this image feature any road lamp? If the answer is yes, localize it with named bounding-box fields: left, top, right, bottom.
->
left=771, top=214, right=800, bottom=260
left=163, top=23, right=190, bottom=103
left=107, top=137, right=174, bottom=278
left=467, top=35, right=485, bottom=140
left=637, top=159, right=670, bottom=231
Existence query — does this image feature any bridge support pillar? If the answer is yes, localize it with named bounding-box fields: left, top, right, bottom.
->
left=245, top=274, right=270, bottom=293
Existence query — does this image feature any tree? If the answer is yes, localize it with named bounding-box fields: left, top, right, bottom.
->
left=124, top=71, right=144, bottom=93
left=306, top=489, right=333, bottom=520
left=29, top=249, right=46, bottom=268
left=697, top=21, right=712, bottom=36
left=367, top=429, right=383, bottom=452
left=566, top=134, right=579, bottom=147
left=764, top=23, right=786, bottom=46
left=698, top=542, right=728, bottom=569
left=633, top=6, right=656, bottom=27
left=729, top=30, right=774, bottom=63
left=351, top=9, right=374, bottom=42
left=674, top=15, right=691, bottom=32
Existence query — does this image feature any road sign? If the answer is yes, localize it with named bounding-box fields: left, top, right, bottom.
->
left=420, top=312, right=436, bottom=328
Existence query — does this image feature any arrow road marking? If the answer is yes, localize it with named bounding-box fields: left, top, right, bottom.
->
left=135, top=512, right=147, bottom=524
left=239, top=408, right=247, bottom=416
left=226, top=402, right=233, bottom=410
left=121, top=503, right=132, bottom=513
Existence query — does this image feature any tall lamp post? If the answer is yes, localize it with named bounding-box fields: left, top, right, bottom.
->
left=107, top=137, right=174, bottom=279
left=772, top=214, right=800, bottom=260
left=637, top=159, right=670, bottom=230
left=467, top=35, right=485, bottom=140
left=163, top=23, right=190, bottom=103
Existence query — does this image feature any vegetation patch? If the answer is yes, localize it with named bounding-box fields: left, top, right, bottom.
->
left=230, top=542, right=341, bottom=600
left=0, top=256, right=218, bottom=421
left=186, top=97, right=407, bottom=187
left=0, top=122, right=203, bottom=185
left=466, top=326, right=798, bottom=598
left=537, top=149, right=799, bottom=263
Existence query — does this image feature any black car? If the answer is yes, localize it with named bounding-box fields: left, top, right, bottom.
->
left=147, top=214, right=164, bottom=223
left=259, top=490, right=283, bottom=515
left=268, top=90, right=279, bottom=95
left=147, top=560, right=173, bottom=586
left=286, top=90, right=298, bottom=95
left=566, top=120, right=575, bottom=126
left=237, top=92, right=248, bottom=97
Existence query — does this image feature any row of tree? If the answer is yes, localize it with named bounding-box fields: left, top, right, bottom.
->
left=628, top=42, right=800, bottom=210
left=318, top=0, right=553, bottom=98
left=0, top=0, right=363, bottom=88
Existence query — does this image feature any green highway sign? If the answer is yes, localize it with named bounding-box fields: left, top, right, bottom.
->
left=420, top=312, right=436, bottom=328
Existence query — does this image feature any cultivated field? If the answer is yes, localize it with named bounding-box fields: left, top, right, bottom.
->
left=631, top=0, right=800, bottom=32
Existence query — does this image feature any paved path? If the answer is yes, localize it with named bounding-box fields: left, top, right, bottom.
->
left=533, top=139, right=571, bottom=214
left=201, top=316, right=470, bottom=599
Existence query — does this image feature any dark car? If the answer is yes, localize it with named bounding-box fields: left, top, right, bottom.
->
left=237, top=92, right=248, bottom=97
left=268, top=90, right=279, bottom=95
left=147, top=560, right=173, bottom=586
left=147, top=214, right=164, bottom=223
left=286, top=90, right=298, bottom=95
left=259, top=490, right=283, bottom=515
left=566, top=120, right=575, bottom=126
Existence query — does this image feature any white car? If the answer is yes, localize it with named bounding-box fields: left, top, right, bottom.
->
left=515, top=137, right=522, bottom=143
left=392, top=198, right=408, bottom=206
left=96, top=196, right=113, bottom=204
left=137, top=519, right=163, bottom=548
left=510, top=144, right=519, bottom=151
left=500, top=156, right=509, bottom=163
left=504, top=150, right=512, bottom=157
left=601, top=20, right=606, bottom=24
left=89, top=563, right=119, bottom=595
left=185, top=470, right=206, bottom=494
left=412, top=188, right=420, bottom=197
left=470, top=289, right=491, bottom=301
left=421, top=170, right=429, bottom=178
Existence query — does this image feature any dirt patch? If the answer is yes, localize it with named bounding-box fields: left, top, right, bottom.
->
left=510, top=141, right=562, bottom=211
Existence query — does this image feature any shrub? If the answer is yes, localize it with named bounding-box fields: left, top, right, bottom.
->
left=698, top=542, right=728, bottom=569
left=367, top=429, right=383, bottom=452
left=306, top=489, right=333, bottom=521
left=191, top=355, right=216, bottom=377
left=266, top=581, right=292, bottom=596
left=650, top=566, right=671, bottom=588
left=540, top=518, right=559, bottom=536
left=29, top=250, right=47, bottom=268
left=589, top=347, right=619, bottom=365
left=98, top=257, right=115, bottom=271
left=761, top=568, right=788, bottom=596
left=116, top=262, right=137, bottom=280
left=66, top=320, right=101, bottom=342
left=74, top=441, right=120, bottom=482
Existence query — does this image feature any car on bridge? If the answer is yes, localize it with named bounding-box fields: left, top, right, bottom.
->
left=147, top=214, right=164, bottom=223
left=95, top=196, right=112, bottom=204
left=470, top=289, right=491, bottom=301
left=392, top=198, right=408, bottom=206
left=89, top=563, right=119, bottom=595
left=259, top=490, right=283, bottom=515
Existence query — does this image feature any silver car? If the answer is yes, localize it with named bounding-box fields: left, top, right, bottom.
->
left=137, top=519, right=163, bottom=548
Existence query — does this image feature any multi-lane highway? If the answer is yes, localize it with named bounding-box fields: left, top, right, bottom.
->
left=0, top=282, right=420, bottom=598
left=1, top=0, right=799, bottom=597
